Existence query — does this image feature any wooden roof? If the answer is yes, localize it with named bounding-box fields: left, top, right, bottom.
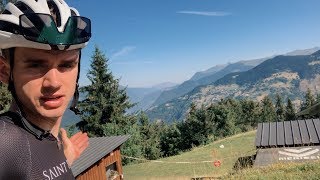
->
left=297, top=102, right=320, bottom=117
left=71, top=135, right=130, bottom=177
left=255, top=119, right=320, bottom=148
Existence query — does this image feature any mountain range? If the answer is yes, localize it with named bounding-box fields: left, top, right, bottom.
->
left=125, top=82, right=177, bottom=113
left=151, top=58, right=265, bottom=106
left=145, top=47, right=320, bottom=122
left=61, top=47, right=320, bottom=127
left=143, top=47, right=320, bottom=111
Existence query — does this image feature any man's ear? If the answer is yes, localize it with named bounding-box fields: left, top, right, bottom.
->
left=0, top=56, right=10, bottom=84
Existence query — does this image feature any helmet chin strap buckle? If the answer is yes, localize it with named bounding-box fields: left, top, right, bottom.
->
left=69, top=83, right=81, bottom=115
left=70, top=106, right=81, bottom=115
left=69, top=50, right=81, bottom=115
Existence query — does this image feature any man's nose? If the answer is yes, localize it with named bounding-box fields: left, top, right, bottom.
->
left=42, top=68, right=62, bottom=89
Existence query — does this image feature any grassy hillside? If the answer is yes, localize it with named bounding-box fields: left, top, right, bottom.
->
left=123, top=131, right=257, bottom=179
left=226, top=161, right=320, bottom=179
left=123, top=130, right=320, bottom=179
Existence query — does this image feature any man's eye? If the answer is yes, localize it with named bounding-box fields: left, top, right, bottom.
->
left=59, top=63, right=75, bottom=69
left=27, top=63, right=42, bottom=68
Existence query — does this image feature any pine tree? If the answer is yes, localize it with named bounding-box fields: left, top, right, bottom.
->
left=78, top=46, right=133, bottom=134
left=260, top=96, right=276, bottom=122
left=285, top=98, right=296, bottom=121
left=239, top=99, right=260, bottom=128
left=275, top=94, right=285, bottom=121
left=316, top=93, right=320, bottom=103
left=177, top=103, right=217, bottom=150
left=138, top=112, right=162, bottom=160
left=0, top=1, right=5, bottom=12
left=221, top=99, right=240, bottom=135
left=160, top=123, right=181, bottom=157
left=178, top=103, right=203, bottom=150
left=0, top=0, right=16, bottom=112
left=207, top=103, right=236, bottom=138
left=0, top=82, right=11, bottom=113
left=0, top=1, right=16, bottom=12
left=301, top=88, right=315, bottom=111
left=77, top=46, right=142, bottom=164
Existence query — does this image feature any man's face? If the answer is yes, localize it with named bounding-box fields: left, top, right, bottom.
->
left=13, top=47, right=79, bottom=120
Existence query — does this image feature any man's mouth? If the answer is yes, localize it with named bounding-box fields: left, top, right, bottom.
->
left=40, top=95, right=65, bottom=109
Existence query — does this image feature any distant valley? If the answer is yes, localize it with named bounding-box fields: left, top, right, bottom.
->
left=62, top=47, right=320, bottom=127
left=146, top=47, right=320, bottom=122
left=125, top=82, right=178, bottom=113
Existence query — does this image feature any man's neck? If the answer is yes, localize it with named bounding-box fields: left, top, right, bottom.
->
left=51, top=118, right=62, bottom=137
left=25, top=113, right=62, bottom=138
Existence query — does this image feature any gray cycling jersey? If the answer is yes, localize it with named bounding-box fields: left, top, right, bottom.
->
left=0, top=109, right=75, bottom=180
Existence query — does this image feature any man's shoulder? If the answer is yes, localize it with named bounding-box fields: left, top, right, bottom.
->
left=0, top=111, right=26, bottom=137
left=0, top=113, right=32, bottom=179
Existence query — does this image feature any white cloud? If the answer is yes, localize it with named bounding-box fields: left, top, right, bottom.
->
left=111, top=46, right=136, bottom=58
left=177, top=11, right=231, bottom=17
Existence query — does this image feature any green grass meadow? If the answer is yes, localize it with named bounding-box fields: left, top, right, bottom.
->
left=226, top=161, right=320, bottom=180
left=123, top=130, right=320, bottom=179
left=123, top=131, right=257, bottom=179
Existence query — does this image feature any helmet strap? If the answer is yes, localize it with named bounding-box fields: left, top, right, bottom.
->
left=69, top=83, right=80, bottom=114
left=8, top=48, right=15, bottom=92
left=69, top=50, right=81, bottom=115
left=7, top=48, right=25, bottom=116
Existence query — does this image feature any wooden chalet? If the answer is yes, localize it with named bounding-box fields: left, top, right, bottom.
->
left=71, top=135, right=130, bottom=180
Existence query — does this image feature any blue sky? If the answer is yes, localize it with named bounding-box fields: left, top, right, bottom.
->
left=67, top=0, right=320, bottom=87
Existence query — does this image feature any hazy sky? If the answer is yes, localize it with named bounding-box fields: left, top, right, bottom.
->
left=67, top=0, right=320, bottom=87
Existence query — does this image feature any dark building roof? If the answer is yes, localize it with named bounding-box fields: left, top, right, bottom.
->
left=255, top=119, right=320, bottom=148
left=71, top=135, right=130, bottom=177
left=297, top=102, right=320, bottom=117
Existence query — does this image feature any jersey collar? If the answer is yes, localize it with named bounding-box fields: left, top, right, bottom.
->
left=9, top=101, right=56, bottom=140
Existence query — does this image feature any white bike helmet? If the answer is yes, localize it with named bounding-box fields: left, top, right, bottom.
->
left=0, top=0, right=91, bottom=114
left=0, top=0, right=91, bottom=50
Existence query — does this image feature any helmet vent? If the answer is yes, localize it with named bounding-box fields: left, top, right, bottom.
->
left=2, top=10, right=12, bottom=15
left=0, top=20, right=20, bottom=34
left=15, top=1, right=35, bottom=14
left=47, top=0, right=61, bottom=27
left=70, top=9, right=77, bottom=16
